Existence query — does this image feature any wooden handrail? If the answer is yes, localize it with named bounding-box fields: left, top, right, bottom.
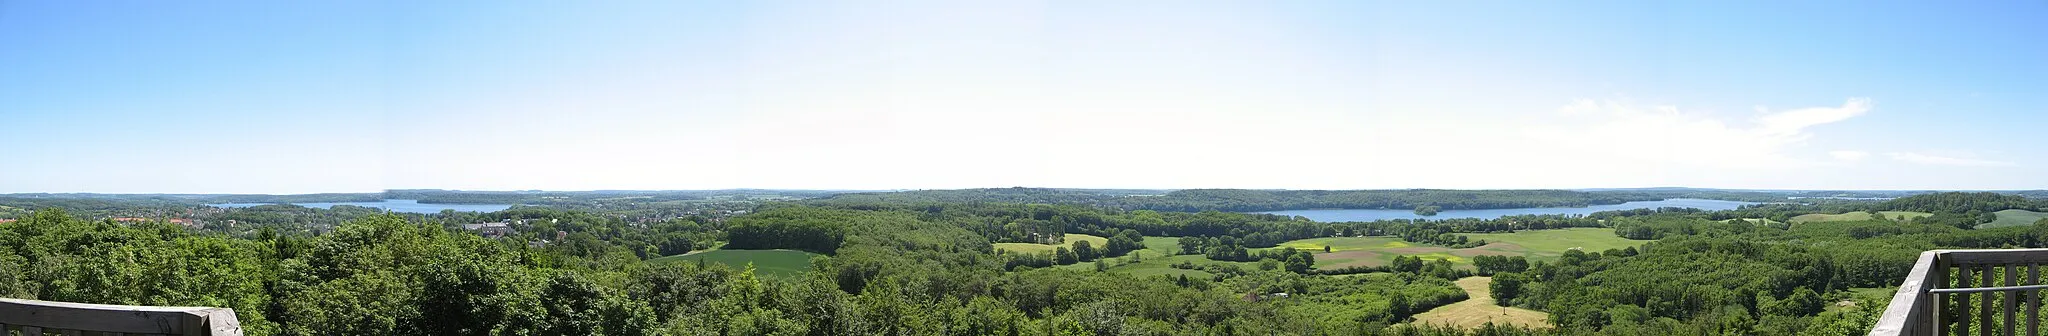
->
left=1873, top=248, right=2048, bottom=336
left=1873, top=250, right=1942, bottom=336
left=0, top=298, right=241, bottom=336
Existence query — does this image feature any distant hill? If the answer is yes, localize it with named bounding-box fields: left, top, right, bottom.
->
left=807, top=187, right=1133, bottom=206
left=1878, top=192, right=2044, bottom=213
left=815, top=187, right=1808, bottom=212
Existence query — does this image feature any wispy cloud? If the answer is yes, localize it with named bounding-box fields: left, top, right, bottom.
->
left=1755, top=98, right=1872, bottom=138
left=1830, top=150, right=1870, bottom=161
left=1885, top=152, right=2017, bottom=167
left=1526, top=98, right=1873, bottom=169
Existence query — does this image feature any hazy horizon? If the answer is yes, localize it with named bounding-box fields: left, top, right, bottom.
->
left=6, top=186, right=2043, bottom=196
left=5, top=1, right=2045, bottom=193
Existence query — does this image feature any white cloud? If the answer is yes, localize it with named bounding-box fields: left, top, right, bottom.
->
left=1755, top=98, right=1872, bottom=137
left=1885, top=152, right=2017, bottom=167
left=1830, top=150, right=1870, bottom=161
left=1521, top=98, right=1873, bottom=170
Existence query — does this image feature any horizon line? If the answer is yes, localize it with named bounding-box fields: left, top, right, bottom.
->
left=4, top=186, right=2045, bottom=196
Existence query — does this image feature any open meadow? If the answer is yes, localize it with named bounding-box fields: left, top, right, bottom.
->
left=1830, top=287, right=1895, bottom=313
left=1139, top=235, right=1182, bottom=257
left=1055, top=235, right=1251, bottom=278
left=648, top=249, right=821, bottom=278
left=993, top=233, right=1109, bottom=254
left=1981, top=209, right=2048, bottom=228
left=1410, top=277, right=1549, bottom=329
left=1062, top=254, right=1245, bottom=278
left=1272, top=228, right=1648, bottom=269
left=1462, top=228, right=1645, bottom=256
left=1784, top=209, right=2044, bottom=228
left=1790, top=211, right=1933, bottom=223
left=1724, top=218, right=1785, bottom=225
left=1048, top=228, right=1652, bottom=279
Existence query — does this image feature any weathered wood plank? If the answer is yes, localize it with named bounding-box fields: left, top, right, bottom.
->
left=2004, top=264, right=2016, bottom=336
left=1974, top=264, right=1990, bottom=336
left=1940, top=249, right=2048, bottom=266
left=1930, top=284, right=2048, bottom=294
left=1875, top=250, right=1943, bottom=336
left=1979, top=264, right=1991, bottom=336
left=26, top=325, right=45, bottom=336
left=1935, top=255, right=1949, bottom=336
left=1960, top=266, right=1974, bottom=336
left=2029, top=263, right=2039, bottom=336
left=189, top=308, right=240, bottom=336
left=0, top=298, right=240, bottom=336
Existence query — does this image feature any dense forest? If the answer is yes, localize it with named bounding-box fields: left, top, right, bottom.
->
left=3, top=190, right=2048, bottom=335
left=0, top=189, right=847, bottom=212
left=1507, top=212, right=2048, bottom=334
left=1118, top=189, right=1668, bottom=212
left=0, top=206, right=1486, bottom=335
left=816, top=187, right=1815, bottom=212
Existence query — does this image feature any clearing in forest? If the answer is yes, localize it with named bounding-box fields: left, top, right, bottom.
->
left=1409, top=276, right=1549, bottom=329
left=1278, top=236, right=1413, bottom=252
left=1025, top=235, right=1224, bottom=278
left=993, top=233, right=1110, bottom=254
left=1139, top=236, right=1182, bottom=257
left=1460, top=228, right=1644, bottom=259
left=1275, top=228, right=1645, bottom=269
left=1789, top=211, right=1933, bottom=223
left=1724, top=218, right=1785, bottom=225
left=1058, top=253, right=1241, bottom=278
left=1830, top=287, right=1895, bottom=312
left=1031, top=235, right=1217, bottom=277
left=1980, top=209, right=2048, bottom=228
left=1096, top=254, right=1233, bottom=277
left=648, top=249, right=820, bottom=278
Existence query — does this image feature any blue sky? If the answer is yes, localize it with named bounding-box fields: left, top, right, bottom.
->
left=2, top=1, right=2044, bottom=193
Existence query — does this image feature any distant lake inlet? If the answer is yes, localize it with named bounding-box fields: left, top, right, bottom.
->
left=1256, top=198, right=1758, bottom=222
left=207, top=199, right=512, bottom=214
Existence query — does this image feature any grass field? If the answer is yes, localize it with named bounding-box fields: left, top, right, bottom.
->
left=1790, top=211, right=1933, bottom=223
left=1462, top=228, right=1644, bottom=256
left=1830, top=287, right=1895, bottom=312
left=648, top=249, right=820, bottom=278
left=1085, top=254, right=1239, bottom=277
left=1140, top=236, right=1182, bottom=257
left=1039, top=230, right=1642, bottom=278
left=1270, top=228, right=1648, bottom=269
left=994, top=234, right=1109, bottom=254
left=1981, top=209, right=2048, bottom=228
left=1277, top=236, right=1413, bottom=252
left=1269, top=236, right=1414, bottom=268
left=1055, top=253, right=1240, bottom=278
left=1724, top=218, right=1785, bottom=225
left=1052, top=237, right=1257, bottom=278
left=1410, top=277, right=1549, bottom=329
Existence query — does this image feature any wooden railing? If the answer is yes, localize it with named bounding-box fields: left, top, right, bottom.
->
left=1873, top=249, right=2048, bottom=336
left=0, top=298, right=241, bottom=336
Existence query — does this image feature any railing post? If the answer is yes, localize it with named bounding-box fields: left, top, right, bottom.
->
left=1878, top=250, right=1946, bottom=336
left=2004, top=264, right=2016, bottom=336
left=1931, top=252, right=1947, bottom=336
left=1881, top=249, right=2048, bottom=336
left=2029, top=263, right=2040, bottom=336
left=1980, top=264, right=1992, bottom=336
left=1959, top=266, right=1974, bottom=336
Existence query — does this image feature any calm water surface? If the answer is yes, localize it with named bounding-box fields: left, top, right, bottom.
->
left=1257, top=198, right=1757, bottom=222
left=208, top=199, right=512, bottom=214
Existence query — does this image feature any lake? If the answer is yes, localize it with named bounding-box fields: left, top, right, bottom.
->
left=1257, top=198, right=1758, bottom=222
left=208, top=199, right=513, bottom=214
